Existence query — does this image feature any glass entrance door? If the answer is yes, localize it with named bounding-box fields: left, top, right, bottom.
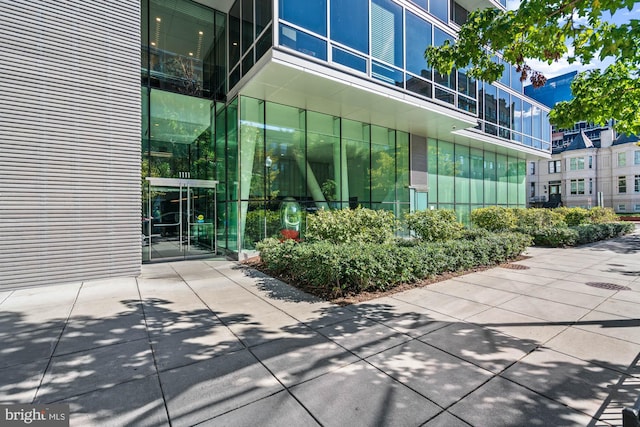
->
left=143, top=177, right=218, bottom=261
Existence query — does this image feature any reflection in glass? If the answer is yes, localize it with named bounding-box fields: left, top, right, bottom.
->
left=280, top=0, right=327, bottom=35
left=455, top=145, right=470, bottom=204
left=331, top=0, right=369, bottom=53
left=279, top=24, right=327, bottom=60
left=145, top=0, right=220, bottom=98
left=371, top=0, right=403, bottom=67
left=343, top=119, right=371, bottom=208
left=371, top=126, right=396, bottom=203
left=438, top=141, right=454, bottom=203
left=405, top=11, right=432, bottom=76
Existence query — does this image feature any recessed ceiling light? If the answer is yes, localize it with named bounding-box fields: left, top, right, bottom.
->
left=156, top=17, right=161, bottom=22
left=232, top=42, right=238, bottom=46
left=198, top=31, right=203, bottom=35
left=151, top=42, right=156, bottom=46
left=189, top=52, right=193, bottom=56
left=154, top=123, right=160, bottom=126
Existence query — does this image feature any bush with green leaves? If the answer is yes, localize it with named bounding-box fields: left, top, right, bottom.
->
left=305, top=207, right=398, bottom=244
left=470, top=206, right=517, bottom=231
left=529, top=222, right=634, bottom=247
left=404, top=209, right=464, bottom=242
left=553, top=207, right=591, bottom=226
left=586, top=207, right=620, bottom=224
left=257, top=232, right=532, bottom=295
left=513, top=208, right=566, bottom=229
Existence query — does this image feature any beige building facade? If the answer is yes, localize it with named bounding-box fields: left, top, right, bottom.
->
left=528, top=131, right=640, bottom=213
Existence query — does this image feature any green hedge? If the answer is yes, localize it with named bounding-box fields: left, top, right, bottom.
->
left=404, top=209, right=464, bottom=242
left=526, top=222, right=635, bottom=247
left=470, top=207, right=517, bottom=231
left=305, top=207, right=398, bottom=244
left=257, top=232, right=532, bottom=295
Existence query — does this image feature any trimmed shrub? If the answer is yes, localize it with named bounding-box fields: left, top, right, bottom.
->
left=529, top=222, right=635, bottom=247
left=574, top=222, right=635, bottom=245
left=553, top=207, right=590, bottom=226
left=513, top=208, right=566, bottom=229
left=258, top=232, right=532, bottom=295
left=470, top=206, right=517, bottom=231
left=404, top=209, right=464, bottom=242
left=529, top=227, right=579, bottom=247
left=305, top=207, right=398, bottom=244
left=587, top=207, right=620, bottom=224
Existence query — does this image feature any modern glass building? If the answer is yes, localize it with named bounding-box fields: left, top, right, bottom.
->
left=1, top=0, right=551, bottom=288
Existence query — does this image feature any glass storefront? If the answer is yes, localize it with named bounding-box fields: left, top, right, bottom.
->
left=139, top=0, right=530, bottom=260
left=141, top=0, right=227, bottom=261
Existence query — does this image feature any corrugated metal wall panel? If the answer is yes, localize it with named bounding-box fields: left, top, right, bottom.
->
left=0, top=0, right=141, bottom=289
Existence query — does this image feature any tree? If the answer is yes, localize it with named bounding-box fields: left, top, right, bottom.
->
left=425, top=1, right=640, bottom=134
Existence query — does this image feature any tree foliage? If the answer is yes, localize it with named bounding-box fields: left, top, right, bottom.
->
left=425, top=0, right=640, bottom=134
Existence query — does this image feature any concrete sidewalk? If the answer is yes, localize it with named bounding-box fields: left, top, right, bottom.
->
left=2, top=233, right=640, bottom=426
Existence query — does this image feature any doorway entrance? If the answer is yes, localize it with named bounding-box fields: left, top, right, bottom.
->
left=143, top=177, right=218, bottom=262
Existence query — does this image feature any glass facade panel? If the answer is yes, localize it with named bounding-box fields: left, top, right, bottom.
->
left=229, top=1, right=241, bottom=67
left=147, top=0, right=218, bottom=98
left=517, top=160, right=526, bottom=206
left=470, top=148, right=483, bottom=204
left=255, top=0, right=272, bottom=36
left=437, top=141, right=455, bottom=203
left=279, top=24, right=327, bottom=60
left=242, top=0, right=254, bottom=53
left=405, top=11, right=432, bottom=77
left=406, top=75, right=432, bottom=98
left=455, top=145, right=470, bottom=203
left=397, top=131, right=410, bottom=203
left=496, top=154, right=508, bottom=204
left=512, top=96, right=522, bottom=132
left=331, top=0, right=369, bottom=53
left=484, top=151, right=497, bottom=204
left=280, top=0, right=327, bottom=35
left=240, top=97, right=265, bottom=248
left=430, top=0, right=449, bottom=22
left=372, top=61, right=404, bottom=87
left=333, top=47, right=367, bottom=73
left=265, top=103, right=306, bottom=199
left=428, top=138, right=438, bottom=205
left=371, top=0, right=403, bottom=67
left=371, top=126, right=396, bottom=203
left=507, top=157, right=519, bottom=205
left=343, top=119, right=371, bottom=208
left=308, top=111, right=341, bottom=208
left=498, top=89, right=510, bottom=128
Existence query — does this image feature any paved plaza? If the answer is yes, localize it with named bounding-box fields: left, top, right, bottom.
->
left=1, top=232, right=640, bottom=426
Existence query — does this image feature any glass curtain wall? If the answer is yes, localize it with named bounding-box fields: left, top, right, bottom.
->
left=237, top=96, right=412, bottom=250
left=426, top=139, right=525, bottom=223
left=141, top=0, right=227, bottom=260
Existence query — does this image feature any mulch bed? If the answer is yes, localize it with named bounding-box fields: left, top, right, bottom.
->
left=243, top=255, right=530, bottom=306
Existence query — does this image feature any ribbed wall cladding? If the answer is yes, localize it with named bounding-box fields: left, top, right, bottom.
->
left=0, top=1, right=141, bottom=289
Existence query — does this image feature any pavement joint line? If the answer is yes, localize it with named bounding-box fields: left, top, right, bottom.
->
left=418, top=283, right=522, bottom=309
left=31, top=281, right=83, bottom=404
left=419, top=410, right=472, bottom=427
left=136, top=276, right=173, bottom=427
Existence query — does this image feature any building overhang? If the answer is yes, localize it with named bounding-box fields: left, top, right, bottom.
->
left=453, top=128, right=552, bottom=159
left=232, top=48, right=477, bottom=141
left=232, top=48, right=550, bottom=159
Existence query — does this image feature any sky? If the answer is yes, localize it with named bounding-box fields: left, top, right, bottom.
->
left=506, top=0, right=640, bottom=79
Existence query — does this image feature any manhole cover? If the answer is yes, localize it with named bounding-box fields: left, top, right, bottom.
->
left=585, top=282, right=631, bottom=291
left=501, top=264, right=530, bottom=270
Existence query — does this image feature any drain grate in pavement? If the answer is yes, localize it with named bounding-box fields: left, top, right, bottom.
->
left=501, top=264, right=530, bottom=270
left=585, top=282, right=631, bottom=291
